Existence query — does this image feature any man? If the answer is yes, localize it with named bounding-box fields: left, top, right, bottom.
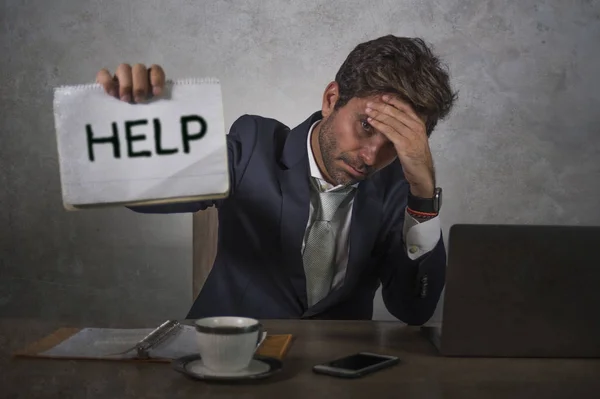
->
left=96, top=35, right=457, bottom=324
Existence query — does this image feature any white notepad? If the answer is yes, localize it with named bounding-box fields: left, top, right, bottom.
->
left=53, top=78, right=230, bottom=210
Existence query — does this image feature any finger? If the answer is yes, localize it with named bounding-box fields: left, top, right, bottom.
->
left=132, top=63, right=149, bottom=102
left=96, top=69, right=117, bottom=97
left=115, top=63, right=133, bottom=102
left=149, top=64, right=165, bottom=96
left=367, top=101, right=422, bottom=136
left=365, top=105, right=417, bottom=140
left=367, top=115, right=410, bottom=149
left=382, top=95, right=423, bottom=122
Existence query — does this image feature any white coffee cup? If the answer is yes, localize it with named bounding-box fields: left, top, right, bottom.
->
left=194, top=316, right=263, bottom=372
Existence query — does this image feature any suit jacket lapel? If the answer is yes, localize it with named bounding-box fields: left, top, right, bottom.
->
left=277, top=111, right=323, bottom=309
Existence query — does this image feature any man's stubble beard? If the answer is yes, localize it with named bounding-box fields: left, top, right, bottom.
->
left=317, top=114, right=356, bottom=186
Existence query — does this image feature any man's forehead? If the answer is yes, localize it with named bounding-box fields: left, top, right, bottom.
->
left=349, top=94, right=428, bottom=122
left=354, top=94, right=387, bottom=104
left=350, top=93, right=405, bottom=106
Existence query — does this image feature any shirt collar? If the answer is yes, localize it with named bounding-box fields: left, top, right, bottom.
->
left=306, top=119, right=359, bottom=192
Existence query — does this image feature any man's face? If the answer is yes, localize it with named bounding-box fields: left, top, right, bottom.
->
left=316, top=95, right=398, bottom=186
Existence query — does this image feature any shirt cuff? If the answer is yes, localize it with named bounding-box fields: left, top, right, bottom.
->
left=403, top=210, right=441, bottom=260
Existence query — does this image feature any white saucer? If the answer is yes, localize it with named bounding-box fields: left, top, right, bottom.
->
left=189, top=358, right=270, bottom=377
left=173, top=354, right=282, bottom=382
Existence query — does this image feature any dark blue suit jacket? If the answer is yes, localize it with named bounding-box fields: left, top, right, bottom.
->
left=131, top=111, right=446, bottom=324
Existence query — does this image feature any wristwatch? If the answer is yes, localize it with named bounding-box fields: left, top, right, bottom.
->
left=407, top=187, right=442, bottom=215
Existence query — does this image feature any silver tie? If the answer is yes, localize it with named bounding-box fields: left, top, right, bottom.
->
left=303, top=178, right=355, bottom=306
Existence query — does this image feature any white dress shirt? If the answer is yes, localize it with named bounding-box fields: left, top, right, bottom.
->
left=301, top=120, right=442, bottom=291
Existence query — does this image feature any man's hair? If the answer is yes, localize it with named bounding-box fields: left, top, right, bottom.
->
left=334, top=35, right=458, bottom=136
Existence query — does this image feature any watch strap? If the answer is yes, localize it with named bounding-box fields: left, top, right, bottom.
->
left=407, top=192, right=437, bottom=214
left=406, top=207, right=438, bottom=220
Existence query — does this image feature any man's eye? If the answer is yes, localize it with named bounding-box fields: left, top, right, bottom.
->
left=361, top=120, right=372, bottom=132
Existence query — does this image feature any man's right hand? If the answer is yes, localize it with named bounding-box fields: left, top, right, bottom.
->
left=96, top=64, right=166, bottom=103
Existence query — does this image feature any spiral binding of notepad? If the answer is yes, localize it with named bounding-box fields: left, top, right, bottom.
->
left=53, top=78, right=221, bottom=92
left=135, top=320, right=182, bottom=359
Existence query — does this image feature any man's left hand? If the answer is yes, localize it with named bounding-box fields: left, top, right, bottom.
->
left=365, top=95, right=435, bottom=198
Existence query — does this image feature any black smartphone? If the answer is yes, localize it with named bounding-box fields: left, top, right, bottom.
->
left=312, top=352, right=400, bottom=378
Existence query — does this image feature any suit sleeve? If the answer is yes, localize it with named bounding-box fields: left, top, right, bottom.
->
left=127, top=115, right=257, bottom=214
left=376, top=179, right=446, bottom=325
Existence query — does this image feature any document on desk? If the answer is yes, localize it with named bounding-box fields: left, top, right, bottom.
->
left=13, top=324, right=296, bottom=362
left=37, top=324, right=267, bottom=361
left=53, top=78, right=230, bottom=210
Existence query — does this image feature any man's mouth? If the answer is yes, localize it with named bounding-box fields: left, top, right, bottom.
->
left=342, top=160, right=367, bottom=178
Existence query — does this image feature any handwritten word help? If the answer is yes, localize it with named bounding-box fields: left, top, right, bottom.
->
left=85, top=115, right=207, bottom=162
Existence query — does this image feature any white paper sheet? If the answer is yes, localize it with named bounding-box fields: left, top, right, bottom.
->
left=53, top=78, right=229, bottom=209
left=41, top=327, right=151, bottom=359
left=40, top=325, right=268, bottom=360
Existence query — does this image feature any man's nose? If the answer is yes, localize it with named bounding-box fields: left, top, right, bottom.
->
left=359, top=135, right=387, bottom=166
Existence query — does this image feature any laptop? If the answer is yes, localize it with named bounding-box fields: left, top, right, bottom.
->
left=423, top=223, right=600, bottom=358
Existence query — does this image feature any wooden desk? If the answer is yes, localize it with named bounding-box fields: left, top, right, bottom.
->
left=2, top=318, right=599, bottom=398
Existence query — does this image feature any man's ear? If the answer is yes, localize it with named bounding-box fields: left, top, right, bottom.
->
left=321, top=81, right=339, bottom=118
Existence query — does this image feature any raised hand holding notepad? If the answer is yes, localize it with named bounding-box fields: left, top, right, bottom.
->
left=53, top=78, right=229, bottom=209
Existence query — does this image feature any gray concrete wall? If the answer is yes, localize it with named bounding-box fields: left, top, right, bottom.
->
left=1, top=0, right=599, bottom=325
